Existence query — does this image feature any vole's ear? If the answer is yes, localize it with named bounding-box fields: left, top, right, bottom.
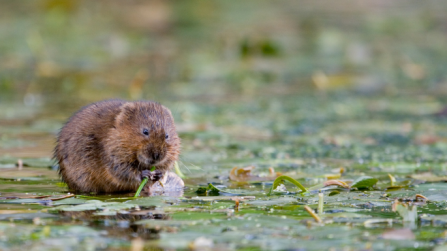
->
left=116, top=103, right=136, bottom=126
left=162, top=106, right=174, bottom=121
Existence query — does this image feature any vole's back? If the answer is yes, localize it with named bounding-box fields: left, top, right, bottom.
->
left=55, top=100, right=128, bottom=192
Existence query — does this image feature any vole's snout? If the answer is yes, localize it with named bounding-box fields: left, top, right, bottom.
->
left=152, top=152, right=161, bottom=161
left=138, top=145, right=166, bottom=166
left=153, top=149, right=167, bottom=163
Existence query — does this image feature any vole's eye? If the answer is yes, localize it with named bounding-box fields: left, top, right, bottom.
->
left=165, top=133, right=169, bottom=139
left=142, top=129, right=149, bottom=136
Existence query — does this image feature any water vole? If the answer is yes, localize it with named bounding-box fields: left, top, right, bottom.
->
left=54, top=99, right=182, bottom=193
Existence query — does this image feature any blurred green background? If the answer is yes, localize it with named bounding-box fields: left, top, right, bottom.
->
left=1, top=0, right=447, bottom=160
left=3, top=1, right=447, bottom=250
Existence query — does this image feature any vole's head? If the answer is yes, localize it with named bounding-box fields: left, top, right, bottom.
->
left=112, top=101, right=180, bottom=171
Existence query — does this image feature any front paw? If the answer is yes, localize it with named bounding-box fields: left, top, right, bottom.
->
left=141, top=170, right=151, bottom=179
left=149, top=170, right=163, bottom=182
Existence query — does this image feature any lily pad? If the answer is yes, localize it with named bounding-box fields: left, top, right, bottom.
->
left=350, top=176, right=378, bottom=189
left=49, top=200, right=136, bottom=212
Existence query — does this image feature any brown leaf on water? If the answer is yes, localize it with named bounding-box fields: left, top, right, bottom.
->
left=323, top=180, right=349, bottom=189
left=229, top=166, right=280, bottom=182
left=237, top=166, right=255, bottom=176
left=229, top=166, right=250, bottom=182
left=48, top=194, right=75, bottom=201
left=415, top=194, right=429, bottom=202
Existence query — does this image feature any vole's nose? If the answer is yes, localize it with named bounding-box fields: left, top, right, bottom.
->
left=153, top=152, right=160, bottom=161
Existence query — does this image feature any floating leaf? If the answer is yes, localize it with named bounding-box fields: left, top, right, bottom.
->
left=196, top=183, right=221, bottom=195
left=323, top=180, right=349, bottom=188
left=328, top=191, right=340, bottom=196
left=52, top=197, right=88, bottom=205
left=229, top=166, right=255, bottom=182
left=350, top=176, right=378, bottom=189
left=268, top=175, right=308, bottom=196
left=125, top=196, right=166, bottom=207
left=229, top=166, right=279, bottom=183
left=246, top=197, right=296, bottom=206
left=49, top=200, right=135, bottom=212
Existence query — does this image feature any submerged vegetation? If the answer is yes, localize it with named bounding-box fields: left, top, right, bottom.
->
left=2, top=0, right=447, bottom=250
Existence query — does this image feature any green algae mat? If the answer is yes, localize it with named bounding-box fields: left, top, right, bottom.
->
left=2, top=1, right=447, bottom=250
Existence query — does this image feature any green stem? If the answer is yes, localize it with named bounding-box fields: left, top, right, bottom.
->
left=268, top=175, right=308, bottom=196
left=134, top=177, right=149, bottom=197
left=174, top=161, right=186, bottom=179
left=318, top=192, right=324, bottom=215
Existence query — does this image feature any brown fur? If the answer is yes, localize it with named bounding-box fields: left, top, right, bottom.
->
left=54, top=99, right=181, bottom=193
